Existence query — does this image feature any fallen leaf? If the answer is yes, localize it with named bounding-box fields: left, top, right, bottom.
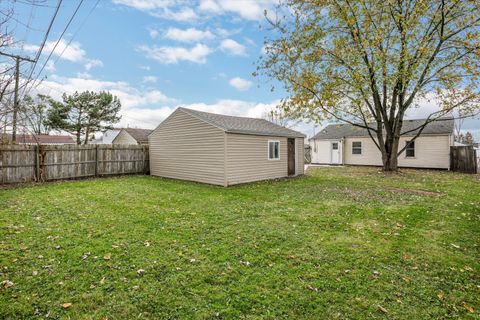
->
left=378, top=305, right=388, bottom=314
left=100, top=277, right=105, bottom=285
left=451, top=244, right=460, bottom=249
left=32, top=270, right=38, bottom=276
left=1, top=280, right=14, bottom=288
left=306, top=285, right=318, bottom=292
left=463, top=303, right=474, bottom=313
left=137, top=269, right=145, bottom=275
left=61, top=303, right=72, bottom=309
left=437, top=290, right=445, bottom=301
left=144, top=240, right=151, bottom=247
left=103, top=253, right=111, bottom=260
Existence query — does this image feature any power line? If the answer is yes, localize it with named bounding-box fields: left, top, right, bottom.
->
left=29, top=0, right=99, bottom=98
left=51, top=0, right=100, bottom=67
left=23, top=0, right=84, bottom=98
left=20, top=0, right=62, bottom=97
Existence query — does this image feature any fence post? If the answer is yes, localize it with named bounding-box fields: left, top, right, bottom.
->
left=35, top=145, right=40, bottom=182
left=95, top=145, right=99, bottom=177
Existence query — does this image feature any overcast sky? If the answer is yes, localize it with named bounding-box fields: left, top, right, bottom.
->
left=6, top=0, right=480, bottom=139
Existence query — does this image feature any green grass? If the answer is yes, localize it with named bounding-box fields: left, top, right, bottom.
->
left=0, top=167, right=479, bottom=319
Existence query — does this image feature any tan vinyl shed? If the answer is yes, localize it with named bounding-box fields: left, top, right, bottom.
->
left=149, top=107, right=306, bottom=186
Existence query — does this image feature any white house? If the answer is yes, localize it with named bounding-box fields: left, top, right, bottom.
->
left=310, top=118, right=454, bottom=169
left=91, top=129, right=121, bottom=144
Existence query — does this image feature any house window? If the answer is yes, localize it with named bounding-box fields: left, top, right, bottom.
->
left=268, top=141, right=280, bottom=160
left=352, top=141, right=362, bottom=155
left=406, top=140, right=415, bottom=157
left=332, top=142, right=338, bottom=150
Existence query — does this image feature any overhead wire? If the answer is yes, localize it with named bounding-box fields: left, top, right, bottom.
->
left=23, top=0, right=86, bottom=98
left=19, top=0, right=62, bottom=97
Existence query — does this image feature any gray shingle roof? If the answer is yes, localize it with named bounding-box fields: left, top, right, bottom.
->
left=124, top=128, right=153, bottom=143
left=179, top=107, right=306, bottom=138
left=311, top=118, right=454, bottom=140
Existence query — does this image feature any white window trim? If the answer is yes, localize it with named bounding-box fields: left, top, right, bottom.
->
left=268, top=140, right=280, bottom=160
left=352, top=141, right=362, bottom=155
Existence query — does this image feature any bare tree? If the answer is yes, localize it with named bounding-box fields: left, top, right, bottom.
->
left=262, top=107, right=300, bottom=128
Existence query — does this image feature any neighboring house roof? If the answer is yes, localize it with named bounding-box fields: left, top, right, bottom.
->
left=1, top=134, right=75, bottom=144
left=177, top=107, right=306, bottom=138
left=311, top=118, right=454, bottom=140
left=91, top=129, right=122, bottom=144
left=121, top=128, right=153, bottom=144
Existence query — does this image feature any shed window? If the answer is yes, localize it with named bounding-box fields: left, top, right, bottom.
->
left=268, top=141, right=280, bottom=160
left=352, top=141, right=362, bottom=155
left=406, top=140, right=415, bottom=157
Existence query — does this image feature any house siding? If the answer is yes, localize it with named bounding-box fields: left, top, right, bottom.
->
left=225, top=134, right=288, bottom=185
left=149, top=109, right=226, bottom=186
left=310, top=139, right=341, bottom=164
left=342, top=135, right=451, bottom=168
left=112, top=130, right=137, bottom=144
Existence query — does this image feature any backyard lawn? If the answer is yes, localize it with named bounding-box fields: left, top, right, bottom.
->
left=0, top=167, right=479, bottom=319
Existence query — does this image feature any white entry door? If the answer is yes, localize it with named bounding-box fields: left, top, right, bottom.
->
left=331, top=142, right=340, bottom=164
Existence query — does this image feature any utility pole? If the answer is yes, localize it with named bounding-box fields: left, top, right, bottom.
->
left=0, top=52, right=35, bottom=142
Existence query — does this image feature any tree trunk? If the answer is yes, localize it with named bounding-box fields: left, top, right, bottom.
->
left=76, top=131, right=81, bottom=145
left=381, top=136, right=400, bottom=171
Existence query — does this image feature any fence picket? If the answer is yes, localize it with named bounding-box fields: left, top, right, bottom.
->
left=0, top=144, right=149, bottom=184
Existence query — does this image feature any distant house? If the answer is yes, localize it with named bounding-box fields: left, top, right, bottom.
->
left=149, top=107, right=305, bottom=186
left=1, top=134, right=75, bottom=145
left=112, top=128, right=152, bottom=145
left=91, top=129, right=122, bottom=144
left=310, top=118, right=454, bottom=169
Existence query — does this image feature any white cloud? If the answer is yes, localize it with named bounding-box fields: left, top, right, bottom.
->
left=24, top=39, right=86, bottom=62
left=45, top=60, right=55, bottom=72
left=149, top=29, right=159, bottom=39
left=199, top=0, right=276, bottom=20
left=219, top=39, right=246, bottom=56
left=161, top=7, right=198, bottom=22
left=37, top=75, right=174, bottom=110
left=113, top=0, right=198, bottom=21
left=143, top=75, right=158, bottom=83
left=76, top=72, right=92, bottom=79
left=84, top=59, right=103, bottom=71
left=112, top=0, right=173, bottom=11
left=138, top=43, right=212, bottom=64
left=113, top=0, right=278, bottom=22
left=229, top=77, right=252, bottom=91
left=139, top=65, right=151, bottom=71
left=164, top=27, right=215, bottom=43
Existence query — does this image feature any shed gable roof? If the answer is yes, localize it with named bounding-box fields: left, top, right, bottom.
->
left=178, top=107, right=305, bottom=138
left=311, top=118, right=454, bottom=140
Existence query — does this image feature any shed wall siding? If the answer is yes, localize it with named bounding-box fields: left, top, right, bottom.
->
left=112, top=130, right=137, bottom=144
left=296, top=137, right=305, bottom=175
left=343, top=135, right=451, bottom=168
left=149, top=110, right=226, bottom=186
left=226, top=134, right=288, bottom=185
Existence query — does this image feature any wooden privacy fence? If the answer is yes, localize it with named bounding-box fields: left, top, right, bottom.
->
left=450, top=146, right=478, bottom=174
left=0, top=144, right=149, bottom=184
